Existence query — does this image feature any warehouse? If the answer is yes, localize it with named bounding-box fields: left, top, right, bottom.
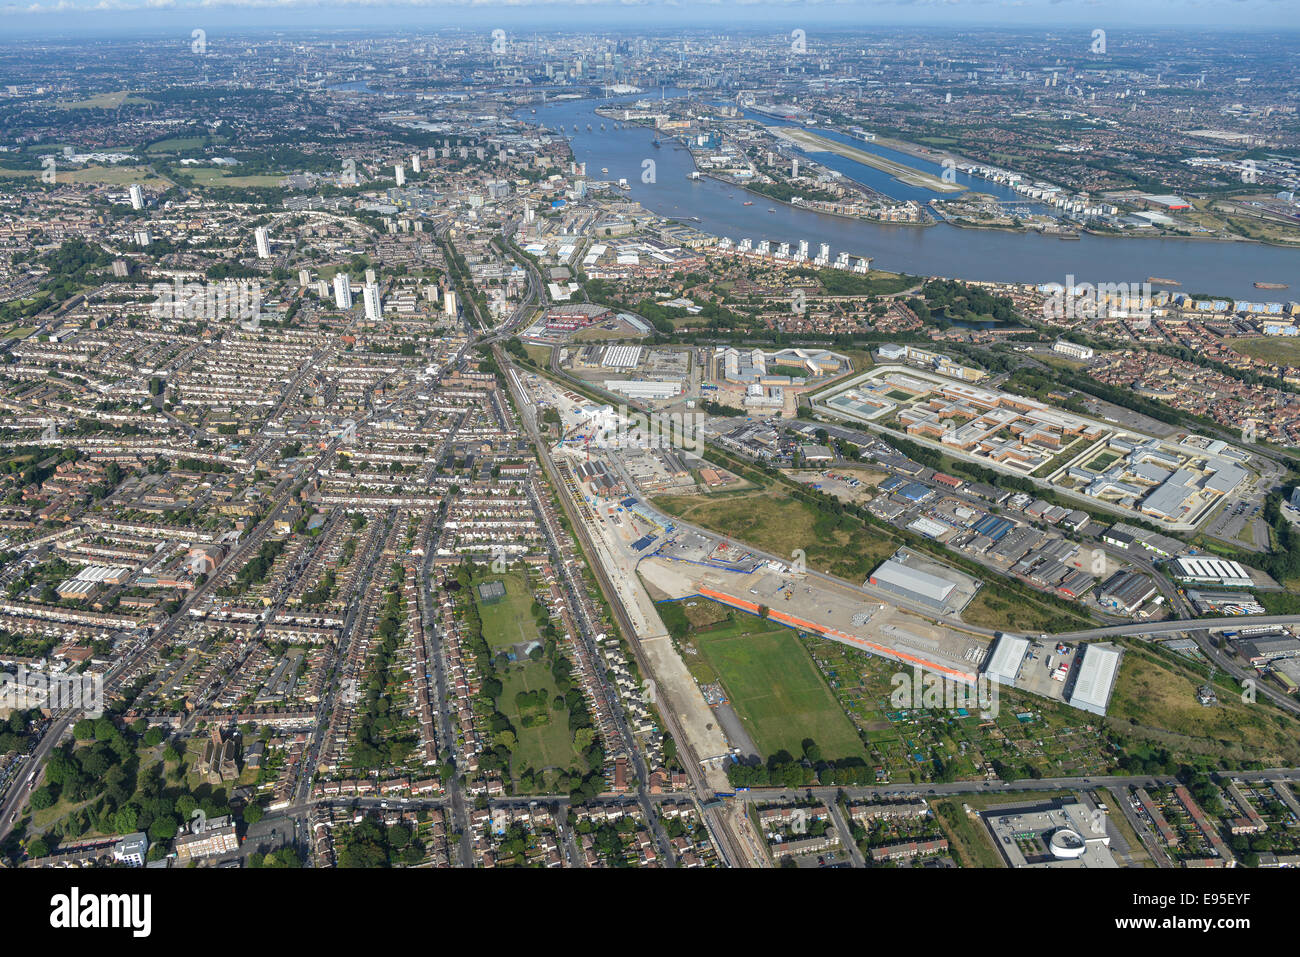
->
left=867, top=558, right=956, bottom=612
left=972, top=514, right=1014, bottom=542
left=602, top=380, right=682, bottom=400
left=600, top=345, right=643, bottom=369
left=1057, top=568, right=1096, bottom=599
left=1097, top=570, right=1158, bottom=613
left=1065, top=643, right=1123, bottom=716
left=1171, top=556, right=1254, bottom=588
left=1238, top=635, right=1300, bottom=667
left=906, top=516, right=952, bottom=539
left=983, top=633, right=1030, bottom=686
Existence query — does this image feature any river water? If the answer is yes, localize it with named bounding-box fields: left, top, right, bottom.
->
left=520, top=92, right=1300, bottom=300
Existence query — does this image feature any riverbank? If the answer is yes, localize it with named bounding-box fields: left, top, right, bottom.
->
left=703, top=172, right=940, bottom=228
left=517, top=93, right=1300, bottom=297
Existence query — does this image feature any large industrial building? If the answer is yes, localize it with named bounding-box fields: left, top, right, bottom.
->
left=544, top=302, right=612, bottom=331
left=1238, top=634, right=1300, bottom=666
left=1171, top=556, right=1254, bottom=588
left=1064, top=643, right=1123, bottom=716
left=867, top=558, right=956, bottom=613
left=983, top=633, right=1031, bottom=686
left=1097, top=570, right=1158, bottom=613
left=602, top=379, right=682, bottom=400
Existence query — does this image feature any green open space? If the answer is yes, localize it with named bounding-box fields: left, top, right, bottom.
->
left=473, top=568, right=543, bottom=650
left=182, top=166, right=285, bottom=188
left=1108, top=642, right=1300, bottom=767
left=1232, top=337, right=1300, bottom=366
left=654, top=486, right=897, bottom=582
left=498, top=659, right=586, bottom=777
left=691, top=612, right=868, bottom=763
left=54, top=91, right=153, bottom=110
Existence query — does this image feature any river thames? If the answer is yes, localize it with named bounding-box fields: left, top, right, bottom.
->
left=519, top=92, right=1300, bottom=301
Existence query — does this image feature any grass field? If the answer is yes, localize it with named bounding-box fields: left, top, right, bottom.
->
left=931, top=800, right=1002, bottom=867
left=1232, top=337, right=1300, bottom=366
left=498, top=659, right=584, bottom=778
left=146, top=136, right=212, bottom=154
left=959, top=590, right=1071, bottom=632
left=693, top=613, right=868, bottom=763
left=182, top=166, right=285, bottom=188
left=473, top=569, right=541, bottom=650
left=54, top=91, right=152, bottom=110
left=524, top=344, right=553, bottom=366
left=0, top=165, right=170, bottom=187
left=1109, top=642, right=1300, bottom=766
left=654, top=486, right=897, bottom=583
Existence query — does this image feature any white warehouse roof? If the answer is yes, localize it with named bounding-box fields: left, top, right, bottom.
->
left=1172, top=557, right=1252, bottom=584
left=869, top=559, right=956, bottom=604
left=1066, top=643, right=1123, bottom=716
left=984, top=634, right=1030, bottom=686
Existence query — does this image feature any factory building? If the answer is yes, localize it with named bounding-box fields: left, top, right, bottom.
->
left=602, top=380, right=681, bottom=400
left=983, top=633, right=1030, bottom=686
left=1238, top=635, right=1300, bottom=667
left=1171, top=557, right=1254, bottom=588
left=867, top=558, right=957, bottom=612
left=1097, top=570, right=1158, bottom=613
left=1064, top=643, right=1123, bottom=716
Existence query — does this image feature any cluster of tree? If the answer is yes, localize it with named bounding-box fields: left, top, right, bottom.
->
left=248, top=846, right=302, bottom=868
left=745, top=179, right=841, bottom=205
left=570, top=815, right=639, bottom=866
left=34, top=717, right=231, bottom=849
left=0, top=709, right=38, bottom=757
left=502, top=338, right=530, bottom=363
left=726, top=739, right=878, bottom=788
left=174, top=457, right=232, bottom=474
left=336, top=816, right=424, bottom=868
left=349, top=566, right=418, bottom=770
left=922, top=278, right=1019, bottom=324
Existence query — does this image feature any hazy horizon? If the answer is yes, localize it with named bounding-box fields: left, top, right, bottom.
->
left=3, top=0, right=1299, bottom=39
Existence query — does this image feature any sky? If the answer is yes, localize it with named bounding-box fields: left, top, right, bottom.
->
left=2, top=0, right=1299, bottom=37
